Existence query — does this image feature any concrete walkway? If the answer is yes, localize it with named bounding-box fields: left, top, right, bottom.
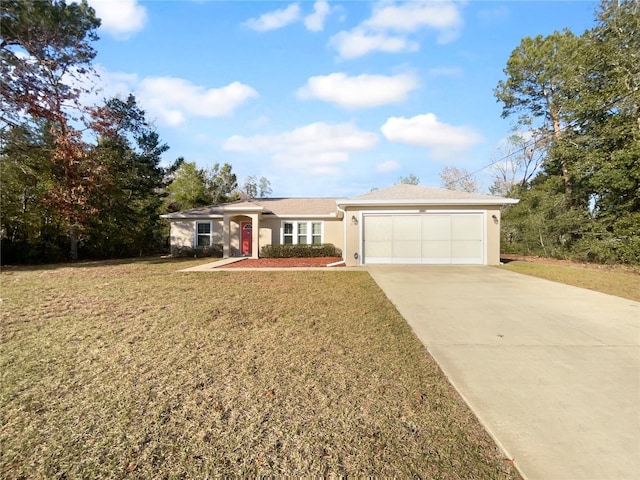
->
left=179, top=258, right=361, bottom=272
left=366, top=265, right=640, bottom=480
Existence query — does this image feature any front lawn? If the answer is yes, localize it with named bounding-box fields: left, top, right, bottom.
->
left=1, top=258, right=519, bottom=478
left=499, top=257, right=640, bottom=302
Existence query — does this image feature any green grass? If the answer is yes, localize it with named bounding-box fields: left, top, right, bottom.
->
left=1, top=258, right=520, bottom=478
left=499, top=260, right=640, bottom=302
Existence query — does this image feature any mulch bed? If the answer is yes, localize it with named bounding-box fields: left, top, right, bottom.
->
left=219, top=257, right=345, bottom=268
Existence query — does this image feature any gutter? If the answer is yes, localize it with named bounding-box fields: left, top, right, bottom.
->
left=336, top=203, right=348, bottom=265
left=337, top=198, right=519, bottom=207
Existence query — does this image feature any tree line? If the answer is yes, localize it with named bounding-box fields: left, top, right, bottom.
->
left=0, top=0, right=270, bottom=264
left=495, top=0, right=638, bottom=264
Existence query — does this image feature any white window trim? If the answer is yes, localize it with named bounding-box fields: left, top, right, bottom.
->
left=280, top=220, right=324, bottom=245
left=195, top=220, right=213, bottom=247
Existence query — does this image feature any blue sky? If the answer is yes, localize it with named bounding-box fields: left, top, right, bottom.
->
left=86, top=0, right=599, bottom=197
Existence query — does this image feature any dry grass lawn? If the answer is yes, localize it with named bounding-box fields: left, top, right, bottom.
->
left=499, top=258, right=640, bottom=302
left=1, top=258, right=520, bottom=478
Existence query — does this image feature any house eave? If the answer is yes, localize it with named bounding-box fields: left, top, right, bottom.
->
left=271, top=213, right=339, bottom=219
left=336, top=198, right=519, bottom=207
left=160, top=214, right=224, bottom=220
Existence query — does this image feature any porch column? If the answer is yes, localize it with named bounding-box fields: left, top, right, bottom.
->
left=250, top=213, right=260, bottom=259
left=223, top=215, right=231, bottom=258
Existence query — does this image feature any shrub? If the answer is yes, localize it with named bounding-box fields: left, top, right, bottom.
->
left=261, top=243, right=342, bottom=258
left=170, top=244, right=223, bottom=258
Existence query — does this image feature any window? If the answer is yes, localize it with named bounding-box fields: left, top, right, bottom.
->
left=283, top=222, right=294, bottom=244
left=311, top=222, right=322, bottom=244
left=282, top=221, right=323, bottom=245
left=196, top=222, right=211, bottom=247
left=297, top=222, right=307, bottom=244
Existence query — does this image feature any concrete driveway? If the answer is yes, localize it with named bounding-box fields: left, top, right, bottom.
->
left=366, top=265, right=640, bottom=480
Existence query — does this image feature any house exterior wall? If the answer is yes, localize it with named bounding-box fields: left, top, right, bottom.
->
left=255, top=217, right=343, bottom=249
left=170, top=219, right=223, bottom=248
left=342, top=205, right=503, bottom=266
left=485, top=207, right=502, bottom=265
left=169, top=216, right=343, bottom=256
left=323, top=218, right=343, bottom=250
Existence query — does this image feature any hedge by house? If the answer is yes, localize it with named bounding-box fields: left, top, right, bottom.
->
left=171, top=244, right=223, bottom=258
left=261, top=244, right=341, bottom=258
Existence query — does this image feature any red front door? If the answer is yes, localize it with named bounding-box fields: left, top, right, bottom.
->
left=241, top=222, right=252, bottom=256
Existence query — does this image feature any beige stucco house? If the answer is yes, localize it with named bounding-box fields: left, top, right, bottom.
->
left=162, top=184, right=518, bottom=266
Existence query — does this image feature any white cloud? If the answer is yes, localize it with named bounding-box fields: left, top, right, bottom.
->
left=304, top=0, right=332, bottom=32
left=330, top=0, right=464, bottom=59
left=381, top=113, right=483, bottom=159
left=297, top=72, right=418, bottom=109
left=85, top=67, right=258, bottom=127
left=365, top=0, right=463, bottom=43
left=376, top=160, right=400, bottom=173
left=224, top=122, right=378, bottom=176
left=244, top=3, right=301, bottom=32
left=329, top=28, right=418, bottom=59
left=136, top=77, right=258, bottom=126
left=88, top=0, right=147, bottom=39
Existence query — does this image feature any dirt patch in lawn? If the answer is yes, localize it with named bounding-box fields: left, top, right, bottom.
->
left=220, top=257, right=345, bottom=268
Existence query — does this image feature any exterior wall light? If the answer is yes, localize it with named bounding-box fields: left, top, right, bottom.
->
left=492, top=214, right=499, bottom=224
left=351, top=215, right=358, bottom=225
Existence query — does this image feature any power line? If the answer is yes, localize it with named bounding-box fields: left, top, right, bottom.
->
left=453, top=86, right=638, bottom=187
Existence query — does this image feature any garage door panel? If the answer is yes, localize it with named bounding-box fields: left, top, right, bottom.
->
left=422, top=240, right=451, bottom=259
left=393, top=216, right=421, bottom=240
left=363, top=216, right=392, bottom=263
left=392, top=240, right=422, bottom=262
left=363, top=213, right=484, bottom=265
left=451, top=214, right=483, bottom=241
left=422, top=215, right=451, bottom=240
left=451, top=240, right=483, bottom=264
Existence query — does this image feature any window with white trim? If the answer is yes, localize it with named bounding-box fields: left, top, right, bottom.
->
left=196, top=221, right=212, bottom=247
left=282, top=221, right=323, bottom=245
left=283, top=222, right=294, bottom=244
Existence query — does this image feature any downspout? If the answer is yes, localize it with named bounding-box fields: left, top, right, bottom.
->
left=336, top=202, right=348, bottom=264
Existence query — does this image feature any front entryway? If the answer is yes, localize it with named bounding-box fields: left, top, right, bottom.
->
left=241, top=222, right=252, bottom=256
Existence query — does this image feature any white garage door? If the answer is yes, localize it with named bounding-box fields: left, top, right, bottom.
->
left=363, top=214, right=484, bottom=264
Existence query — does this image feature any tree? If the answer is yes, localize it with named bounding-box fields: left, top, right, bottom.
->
left=164, top=161, right=240, bottom=211
left=1, top=0, right=100, bottom=126
left=489, top=132, right=546, bottom=196
left=205, top=163, right=238, bottom=204
left=258, top=176, right=272, bottom=198
left=163, top=161, right=210, bottom=212
left=397, top=174, right=420, bottom=185
left=0, top=122, right=68, bottom=262
left=1, top=0, right=102, bottom=260
left=84, top=95, right=169, bottom=257
left=241, top=175, right=272, bottom=199
left=498, top=0, right=640, bottom=264
left=439, top=166, right=478, bottom=193
left=494, top=30, right=579, bottom=201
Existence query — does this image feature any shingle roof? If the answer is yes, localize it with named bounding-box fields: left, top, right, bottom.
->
left=346, top=183, right=504, bottom=201
left=162, top=197, right=341, bottom=218
left=162, top=184, right=516, bottom=219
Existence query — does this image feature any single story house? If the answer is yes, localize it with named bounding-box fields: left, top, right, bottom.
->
left=161, top=184, right=519, bottom=266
